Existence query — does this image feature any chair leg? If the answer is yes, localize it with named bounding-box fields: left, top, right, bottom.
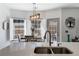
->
left=18, top=38, right=21, bottom=42
left=17, top=36, right=21, bottom=42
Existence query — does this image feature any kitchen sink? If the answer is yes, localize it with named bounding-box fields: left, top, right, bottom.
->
left=51, top=47, right=73, bottom=54
left=34, top=47, right=73, bottom=54
left=34, top=47, right=52, bottom=54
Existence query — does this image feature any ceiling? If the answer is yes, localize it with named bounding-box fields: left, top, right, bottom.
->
left=5, top=3, right=79, bottom=11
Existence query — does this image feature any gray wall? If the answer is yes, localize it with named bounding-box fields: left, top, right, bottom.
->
left=61, top=8, right=79, bottom=42
left=0, top=4, right=10, bottom=49
left=45, top=9, right=61, bottom=19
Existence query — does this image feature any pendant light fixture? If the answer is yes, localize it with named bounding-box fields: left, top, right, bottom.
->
left=30, top=3, right=40, bottom=21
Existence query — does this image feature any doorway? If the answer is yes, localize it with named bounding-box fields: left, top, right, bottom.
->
left=47, top=18, right=60, bottom=42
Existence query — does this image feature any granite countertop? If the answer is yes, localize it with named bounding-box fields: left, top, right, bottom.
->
left=0, top=42, right=79, bottom=56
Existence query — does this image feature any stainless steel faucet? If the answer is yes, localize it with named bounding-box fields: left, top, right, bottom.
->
left=44, top=31, right=51, bottom=46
